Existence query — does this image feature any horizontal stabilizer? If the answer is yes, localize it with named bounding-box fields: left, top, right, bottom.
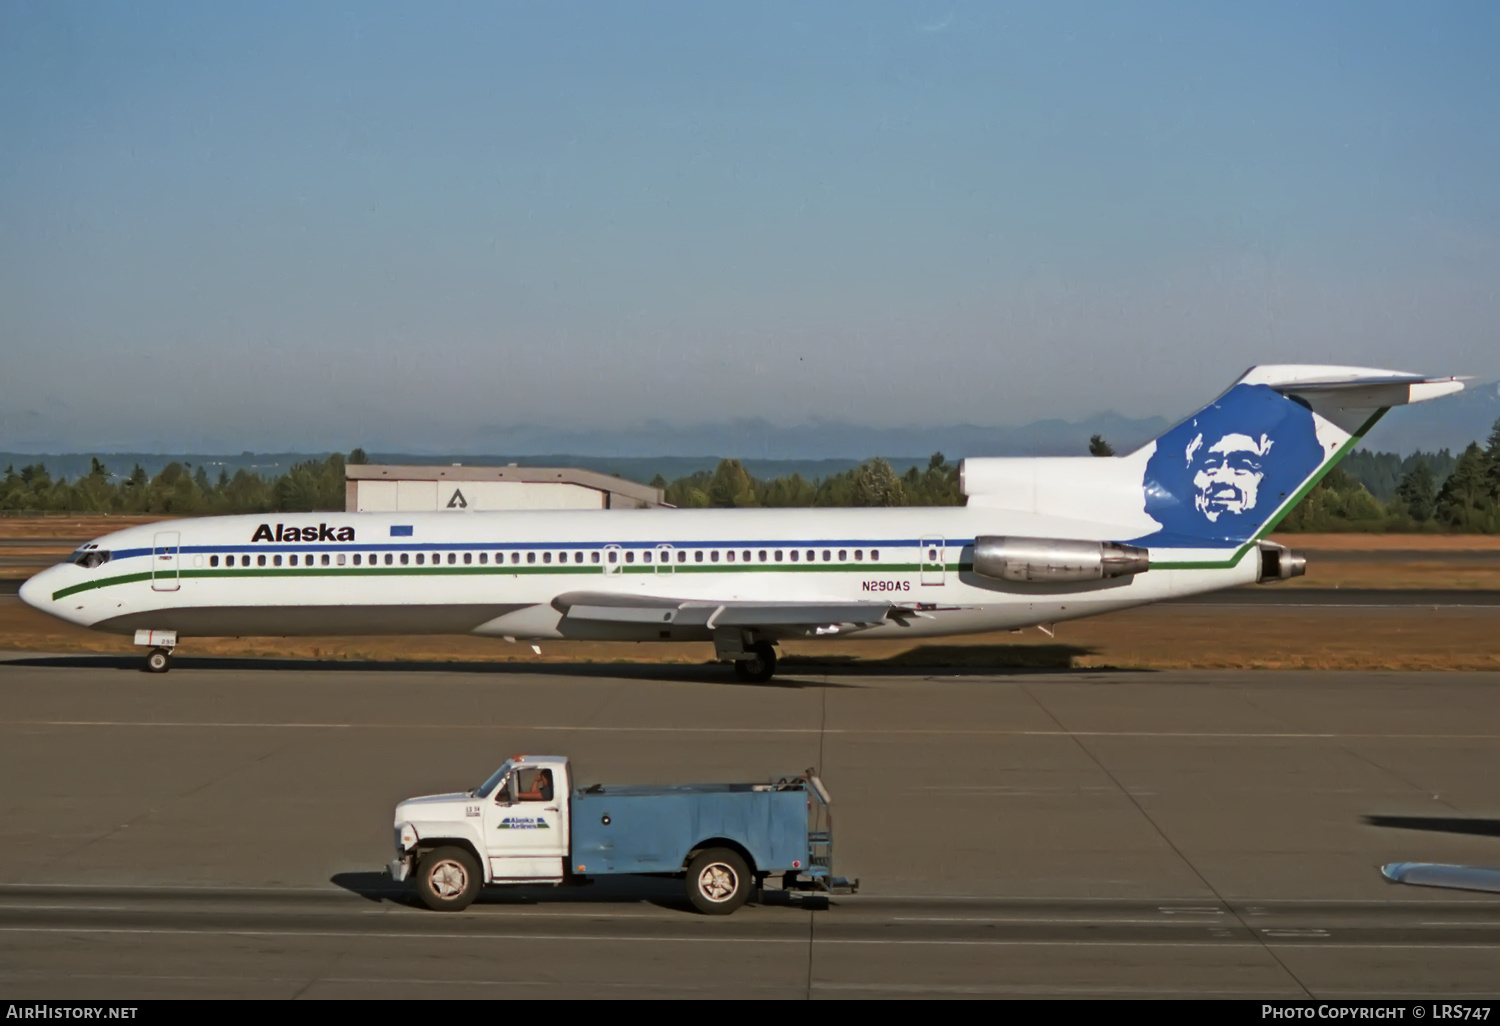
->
left=1381, top=862, right=1500, bottom=894
left=1238, top=365, right=1465, bottom=408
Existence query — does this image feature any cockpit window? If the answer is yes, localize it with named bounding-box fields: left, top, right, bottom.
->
left=68, top=550, right=111, bottom=569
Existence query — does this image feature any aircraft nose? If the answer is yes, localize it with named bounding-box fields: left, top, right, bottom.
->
left=18, top=570, right=52, bottom=610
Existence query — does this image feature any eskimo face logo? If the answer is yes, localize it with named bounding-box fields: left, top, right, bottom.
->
left=1187, top=431, right=1274, bottom=522
left=1140, top=383, right=1325, bottom=545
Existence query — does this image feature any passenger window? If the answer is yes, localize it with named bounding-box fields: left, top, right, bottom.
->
left=677, top=550, right=686, bottom=563
left=871, top=549, right=879, bottom=561
left=273, top=555, right=282, bottom=567
left=823, top=550, right=831, bottom=561
left=463, top=553, right=472, bottom=565
left=711, top=550, right=719, bottom=563
left=337, top=553, right=346, bottom=566
left=789, top=550, right=798, bottom=562
left=515, top=767, right=554, bottom=803
left=928, top=548, right=937, bottom=560
left=625, top=551, right=634, bottom=563
left=592, top=552, right=601, bottom=564
left=351, top=554, right=359, bottom=566
left=643, top=551, right=652, bottom=563
left=527, top=552, right=536, bottom=564
left=400, top=553, right=409, bottom=565
left=726, top=550, right=735, bottom=562
left=607, top=551, right=617, bottom=564
left=694, top=550, right=703, bottom=563
left=575, top=552, right=583, bottom=564
left=416, top=553, right=425, bottom=565
left=386, top=553, right=394, bottom=565
left=322, top=554, right=331, bottom=566
left=854, top=550, right=863, bottom=561
left=743, top=550, right=751, bottom=562
left=807, top=549, right=815, bottom=561
left=759, top=550, right=767, bottom=562
left=257, top=555, right=266, bottom=567
left=838, top=550, right=847, bottom=561
left=511, top=552, right=520, bottom=564
left=210, top=555, right=219, bottom=568
left=774, top=550, right=783, bottom=562
left=479, top=553, right=487, bottom=564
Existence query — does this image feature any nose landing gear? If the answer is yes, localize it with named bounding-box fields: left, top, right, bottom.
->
left=134, top=630, right=178, bottom=674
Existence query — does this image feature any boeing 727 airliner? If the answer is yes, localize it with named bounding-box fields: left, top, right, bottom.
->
left=19, top=365, right=1463, bottom=680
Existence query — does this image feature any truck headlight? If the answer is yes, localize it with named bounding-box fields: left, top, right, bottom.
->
left=395, top=822, right=419, bottom=850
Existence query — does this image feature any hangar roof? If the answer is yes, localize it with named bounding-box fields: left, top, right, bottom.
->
left=345, top=464, right=665, bottom=508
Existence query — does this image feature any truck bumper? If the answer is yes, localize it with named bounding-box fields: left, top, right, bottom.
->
left=388, top=856, right=411, bottom=883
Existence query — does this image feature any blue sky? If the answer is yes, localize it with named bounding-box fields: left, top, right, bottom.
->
left=1, top=1, right=1496, bottom=452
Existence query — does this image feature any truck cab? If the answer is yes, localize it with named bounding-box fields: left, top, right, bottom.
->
left=390, top=755, right=854, bottom=914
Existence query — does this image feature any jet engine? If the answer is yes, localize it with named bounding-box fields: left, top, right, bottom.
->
left=1256, top=541, right=1306, bottom=583
left=972, top=536, right=1150, bottom=584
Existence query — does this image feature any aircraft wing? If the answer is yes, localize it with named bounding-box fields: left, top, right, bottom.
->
left=551, top=590, right=921, bottom=634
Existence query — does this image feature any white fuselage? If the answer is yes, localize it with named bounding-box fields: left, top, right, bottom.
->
left=20, top=505, right=1259, bottom=643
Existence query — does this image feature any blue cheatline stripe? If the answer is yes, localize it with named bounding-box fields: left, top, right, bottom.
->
left=103, top=537, right=983, bottom=560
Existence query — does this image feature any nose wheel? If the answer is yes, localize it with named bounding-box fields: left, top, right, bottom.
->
left=144, top=648, right=173, bottom=673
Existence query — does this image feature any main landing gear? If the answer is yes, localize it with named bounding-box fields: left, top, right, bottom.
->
left=144, top=648, right=173, bottom=673
left=733, top=641, right=778, bottom=684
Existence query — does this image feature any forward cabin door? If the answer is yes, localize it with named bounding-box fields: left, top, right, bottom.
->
left=151, top=531, right=181, bottom=592
left=920, top=536, right=946, bottom=587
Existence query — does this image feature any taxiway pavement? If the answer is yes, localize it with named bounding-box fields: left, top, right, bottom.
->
left=2, top=656, right=1499, bottom=998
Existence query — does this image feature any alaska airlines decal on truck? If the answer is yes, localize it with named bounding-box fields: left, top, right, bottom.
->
left=1140, top=383, right=1324, bottom=546
left=250, top=523, right=356, bottom=542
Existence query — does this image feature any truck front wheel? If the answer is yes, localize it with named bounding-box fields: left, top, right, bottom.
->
left=416, top=846, right=482, bottom=911
left=686, top=848, right=751, bottom=915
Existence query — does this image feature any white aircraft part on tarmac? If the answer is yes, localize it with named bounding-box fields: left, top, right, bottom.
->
left=17, top=365, right=1464, bottom=679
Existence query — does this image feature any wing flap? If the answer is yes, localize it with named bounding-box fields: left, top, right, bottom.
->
left=552, top=590, right=904, bottom=630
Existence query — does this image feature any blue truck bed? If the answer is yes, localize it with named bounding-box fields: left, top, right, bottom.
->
left=569, top=784, right=811, bottom=876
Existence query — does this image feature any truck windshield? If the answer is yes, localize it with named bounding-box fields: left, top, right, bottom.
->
left=475, top=762, right=512, bottom=799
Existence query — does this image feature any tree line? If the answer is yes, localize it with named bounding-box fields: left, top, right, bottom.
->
left=3, top=421, right=1499, bottom=532
left=0, top=450, right=365, bottom=515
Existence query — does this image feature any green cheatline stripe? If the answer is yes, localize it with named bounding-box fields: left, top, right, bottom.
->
left=51, top=561, right=956, bottom=601
left=1147, top=408, right=1386, bottom=571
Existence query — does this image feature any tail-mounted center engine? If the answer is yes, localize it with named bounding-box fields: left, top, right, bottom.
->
left=972, top=536, right=1150, bottom=584
left=1256, top=540, right=1307, bottom=583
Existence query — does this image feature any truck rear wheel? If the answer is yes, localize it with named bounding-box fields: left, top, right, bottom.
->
left=686, top=848, right=751, bottom=915
left=416, top=846, right=481, bottom=911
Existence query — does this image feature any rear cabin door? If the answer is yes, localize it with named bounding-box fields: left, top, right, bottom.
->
left=920, top=536, right=945, bottom=586
left=483, top=765, right=568, bottom=881
left=151, top=531, right=181, bottom=592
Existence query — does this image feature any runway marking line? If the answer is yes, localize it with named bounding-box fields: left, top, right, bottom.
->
left=7, top=720, right=1500, bottom=740
left=3, top=926, right=1499, bottom=950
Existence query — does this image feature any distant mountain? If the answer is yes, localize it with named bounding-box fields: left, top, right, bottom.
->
left=1368, top=380, right=1500, bottom=455
left=6, top=384, right=1490, bottom=488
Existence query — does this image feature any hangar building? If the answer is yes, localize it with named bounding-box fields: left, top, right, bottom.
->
left=344, top=464, right=666, bottom=513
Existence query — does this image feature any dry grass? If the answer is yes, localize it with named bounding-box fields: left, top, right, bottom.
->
left=4, top=596, right=1495, bottom=672
left=1269, top=532, right=1500, bottom=551
left=0, top=515, right=168, bottom=539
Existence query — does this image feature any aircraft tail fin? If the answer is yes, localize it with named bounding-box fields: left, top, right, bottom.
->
left=960, top=365, right=1462, bottom=549
left=1132, top=365, right=1463, bottom=546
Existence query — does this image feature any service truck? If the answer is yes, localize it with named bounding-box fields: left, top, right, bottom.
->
left=389, top=755, right=855, bottom=914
